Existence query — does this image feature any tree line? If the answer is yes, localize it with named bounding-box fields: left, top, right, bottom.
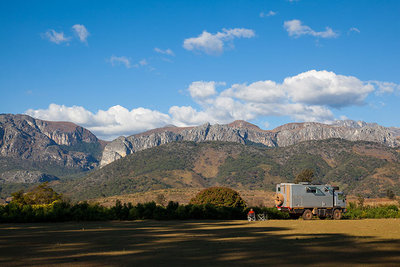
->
left=0, top=183, right=399, bottom=223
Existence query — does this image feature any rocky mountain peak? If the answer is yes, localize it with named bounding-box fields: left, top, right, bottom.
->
left=227, top=120, right=261, bottom=130
left=0, top=114, right=103, bottom=170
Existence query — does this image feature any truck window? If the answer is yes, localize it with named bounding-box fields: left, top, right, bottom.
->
left=306, top=187, right=317, bottom=193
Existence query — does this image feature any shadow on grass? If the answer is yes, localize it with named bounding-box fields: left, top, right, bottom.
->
left=0, top=220, right=399, bottom=266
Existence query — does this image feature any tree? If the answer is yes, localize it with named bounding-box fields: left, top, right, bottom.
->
left=189, top=187, right=246, bottom=208
left=294, top=169, right=314, bottom=184
left=11, top=182, right=62, bottom=205
left=386, top=189, right=395, bottom=200
left=357, top=194, right=365, bottom=209
left=155, top=194, right=166, bottom=206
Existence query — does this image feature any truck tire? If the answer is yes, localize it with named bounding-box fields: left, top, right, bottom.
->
left=333, top=209, right=342, bottom=220
left=302, top=209, right=313, bottom=220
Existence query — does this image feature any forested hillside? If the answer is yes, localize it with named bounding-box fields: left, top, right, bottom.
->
left=59, top=139, right=400, bottom=200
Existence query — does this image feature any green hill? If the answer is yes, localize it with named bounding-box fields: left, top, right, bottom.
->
left=58, top=139, right=400, bottom=201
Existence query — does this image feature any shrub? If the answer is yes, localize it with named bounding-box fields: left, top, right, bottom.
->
left=343, top=204, right=400, bottom=219
left=386, top=190, right=395, bottom=200
left=189, top=187, right=246, bottom=208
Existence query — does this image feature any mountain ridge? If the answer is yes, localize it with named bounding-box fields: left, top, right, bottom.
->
left=100, top=119, right=400, bottom=166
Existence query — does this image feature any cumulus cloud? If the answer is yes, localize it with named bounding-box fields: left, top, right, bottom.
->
left=260, top=11, right=276, bottom=17
left=183, top=28, right=255, bottom=55
left=222, top=81, right=284, bottom=103
left=284, top=19, right=338, bottom=38
left=43, top=30, right=70, bottom=44
left=72, top=24, right=90, bottom=43
left=187, top=81, right=225, bottom=100
left=26, top=70, right=398, bottom=139
left=26, top=104, right=171, bottom=140
left=154, top=48, right=174, bottom=56
left=283, top=70, right=374, bottom=107
left=169, top=106, right=216, bottom=126
left=109, top=56, right=131, bottom=68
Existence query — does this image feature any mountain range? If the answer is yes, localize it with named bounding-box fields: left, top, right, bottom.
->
left=100, top=119, right=400, bottom=166
left=0, top=113, right=399, bottom=199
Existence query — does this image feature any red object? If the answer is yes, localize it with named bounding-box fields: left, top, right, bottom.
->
left=248, top=210, right=255, bottom=215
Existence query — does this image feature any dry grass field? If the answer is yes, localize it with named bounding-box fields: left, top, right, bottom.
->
left=93, top=188, right=277, bottom=207
left=1, top=219, right=400, bottom=266
left=93, top=188, right=399, bottom=208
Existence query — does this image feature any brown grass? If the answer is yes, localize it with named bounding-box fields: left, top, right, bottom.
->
left=193, top=148, right=228, bottom=178
left=1, top=219, right=400, bottom=266
left=93, top=188, right=276, bottom=207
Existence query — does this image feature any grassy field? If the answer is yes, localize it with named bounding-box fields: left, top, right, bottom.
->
left=1, top=219, right=400, bottom=266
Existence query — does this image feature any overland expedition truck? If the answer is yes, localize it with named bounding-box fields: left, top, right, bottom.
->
left=275, top=183, right=346, bottom=220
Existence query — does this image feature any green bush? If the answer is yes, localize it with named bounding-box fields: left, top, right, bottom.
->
left=189, top=187, right=247, bottom=208
left=343, top=204, right=400, bottom=219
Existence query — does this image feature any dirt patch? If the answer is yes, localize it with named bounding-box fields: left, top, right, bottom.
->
left=1, top=219, right=400, bottom=266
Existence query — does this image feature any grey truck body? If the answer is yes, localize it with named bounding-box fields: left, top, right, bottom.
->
left=275, top=183, right=346, bottom=219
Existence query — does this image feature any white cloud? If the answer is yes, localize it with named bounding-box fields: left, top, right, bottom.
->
left=26, top=71, right=398, bottom=140
left=169, top=106, right=216, bottom=126
left=260, top=11, right=276, bottom=18
left=183, top=28, right=255, bottom=55
left=284, top=19, right=338, bottom=38
left=349, top=27, right=360, bottom=34
left=221, top=80, right=285, bottom=103
left=108, top=56, right=150, bottom=69
left=26, top=104, right=171, bottom=140
left=72, top=24, right=90, bottom=43
left=154, top=48, right=174, bottom=56
left=109, top=56, right=131, bottom=68
left=369, top=80, right=400, bottom=94
left=187, top=81, right=223, bottom=100
left=137, top=59, right=148, bottom=67
left=43, top=30, right=70, bottom=44
left=283, top=70, right=374, bottom=107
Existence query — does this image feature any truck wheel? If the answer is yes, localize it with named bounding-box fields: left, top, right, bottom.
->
left=302, top=209, right=313, bottom=220
left=333, top=209, right=342, bottom=220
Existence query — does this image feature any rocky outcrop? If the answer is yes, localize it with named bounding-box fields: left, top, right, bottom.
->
left=100, top=120, right=400, bottom=167
left=0, top=170, right=59, bottom=183
left=0, top=114, right=103, bottom=170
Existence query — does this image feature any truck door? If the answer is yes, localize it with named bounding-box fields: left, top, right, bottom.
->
left=334, top=192, right=346, bottom=207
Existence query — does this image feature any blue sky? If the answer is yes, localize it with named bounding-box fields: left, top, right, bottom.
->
left=1, top=0, right=399, bottom=139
